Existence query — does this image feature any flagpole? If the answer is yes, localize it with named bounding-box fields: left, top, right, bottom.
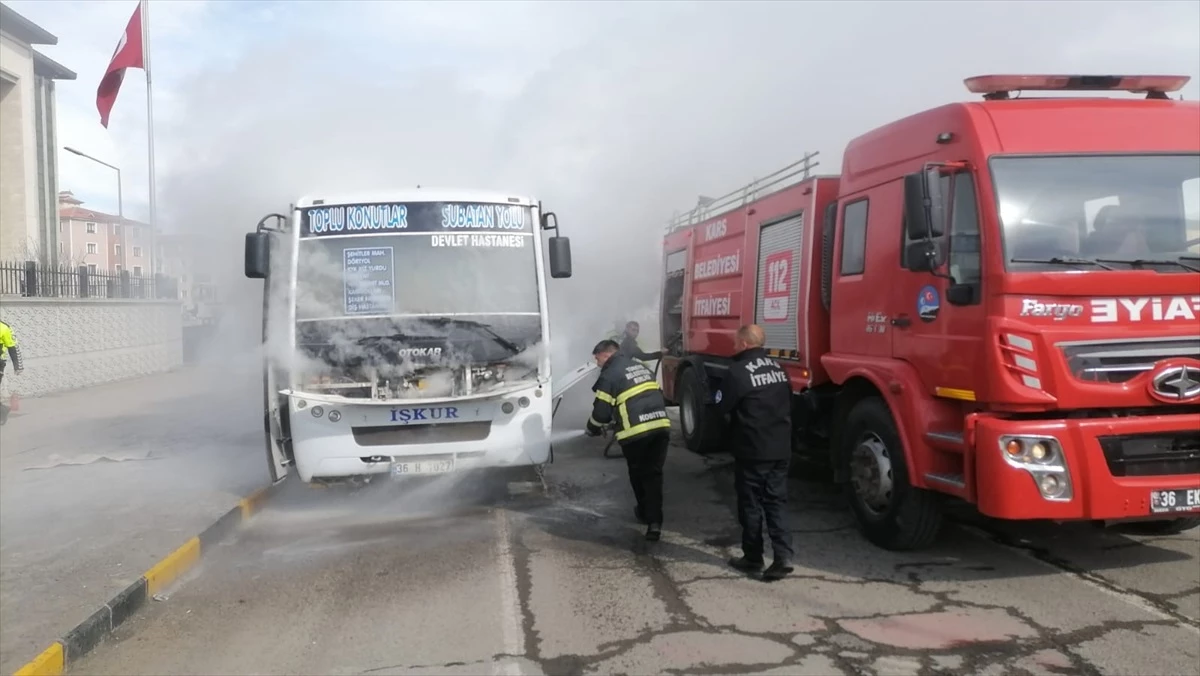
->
left=141, top=0, right=158, bottom=277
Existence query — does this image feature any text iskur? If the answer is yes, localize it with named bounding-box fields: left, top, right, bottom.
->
left=390, top=406, right=460, bottom=423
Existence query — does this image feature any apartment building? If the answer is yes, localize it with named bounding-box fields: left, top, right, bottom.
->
left=57, top=190, right=154, bottom=276
left=0, top=3, right=76, bottom=263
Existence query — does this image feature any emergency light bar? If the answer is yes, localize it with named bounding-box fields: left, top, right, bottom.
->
left=964, top=74, right=1191, bottom=100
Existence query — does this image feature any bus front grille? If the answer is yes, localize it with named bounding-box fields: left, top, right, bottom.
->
left=351, top=421, right=493, bottom=447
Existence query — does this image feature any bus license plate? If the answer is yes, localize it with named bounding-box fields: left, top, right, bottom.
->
left=391, top=459, right=455, bottom=477
left=1149, top=488, right=1200, bottom=514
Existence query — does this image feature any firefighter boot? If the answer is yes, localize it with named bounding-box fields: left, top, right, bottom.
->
left=762, top=559, right=795, bottom=582
left=645, top=523, right=661, bottom=541
left=727, top=556, right=765, bottom=573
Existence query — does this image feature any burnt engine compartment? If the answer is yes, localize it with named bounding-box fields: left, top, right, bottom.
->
left=291, top=316, right=542, bottom=400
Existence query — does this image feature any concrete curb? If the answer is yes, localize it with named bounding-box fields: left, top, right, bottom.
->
left=11, top=484, right=277, bottom=676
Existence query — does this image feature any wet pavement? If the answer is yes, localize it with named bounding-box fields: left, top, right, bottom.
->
left=70, top=406, right=1199, bottom=676
left=0, top=359, right=268, bottom=674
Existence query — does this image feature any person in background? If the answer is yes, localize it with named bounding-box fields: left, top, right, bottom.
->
left=715, top=324, right=795, bottom=581
left=585, top=339, right=672, bottom=541
left=0, top=319, right=24, bottom=389
left=613, top=320, right=663, bottom=363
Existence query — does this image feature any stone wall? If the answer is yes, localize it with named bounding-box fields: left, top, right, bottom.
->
left=0, top=297, right=183, bottom=397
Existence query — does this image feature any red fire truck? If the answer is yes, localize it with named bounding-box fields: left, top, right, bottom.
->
left=658, top=74, right=1200, bottom=550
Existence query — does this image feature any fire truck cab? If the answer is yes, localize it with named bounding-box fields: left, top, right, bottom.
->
left=660, top=75, right=1200, bottom=550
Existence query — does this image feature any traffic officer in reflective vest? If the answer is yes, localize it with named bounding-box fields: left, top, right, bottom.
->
left=585, top=339, right=672, bottom=541
left=0, top=319, right=24, bottom=389
left=716, top=324, right=795, bottom=581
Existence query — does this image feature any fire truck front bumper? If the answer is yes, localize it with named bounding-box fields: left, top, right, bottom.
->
left=972, top=412, right=1200, bottom=522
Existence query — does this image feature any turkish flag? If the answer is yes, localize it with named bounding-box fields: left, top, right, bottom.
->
left=96, top=2, right=144, bottom=129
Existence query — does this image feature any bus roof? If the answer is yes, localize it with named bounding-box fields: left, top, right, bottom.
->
left=294, top=189, right=538, bottom=209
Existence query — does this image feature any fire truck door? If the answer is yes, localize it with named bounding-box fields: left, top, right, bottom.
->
left=890, top=173, right=986, bottom=403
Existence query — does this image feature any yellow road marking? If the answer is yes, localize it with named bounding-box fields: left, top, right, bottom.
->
left=13, top=642, right=64, bottom=676
left=239, top=486, right=270, bottom=519
left=144, top=537, right=201, bottom=597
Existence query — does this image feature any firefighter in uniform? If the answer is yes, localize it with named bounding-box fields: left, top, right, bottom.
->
left=585, top=339, right=672, bottom=541
left=716, top=324, right=795, bottom=581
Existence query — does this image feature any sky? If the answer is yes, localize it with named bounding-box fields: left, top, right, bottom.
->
left=10, top=0, right=1200, bottom=359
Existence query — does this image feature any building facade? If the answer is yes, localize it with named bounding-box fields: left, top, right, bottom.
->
left=58, top=191, right=155, bottom=276
left=0, top=2, right=76, bottom=264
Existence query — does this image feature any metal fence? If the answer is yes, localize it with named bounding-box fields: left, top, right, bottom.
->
left=0, top=260, right=179, bottom=300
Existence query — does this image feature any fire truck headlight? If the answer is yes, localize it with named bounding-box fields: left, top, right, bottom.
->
left=518, top=396, right=530, bottom=408
left=999, top=435, right=1071, bottom=502
left=501, top=402, right=515, bottom=415
left=312, top=406, right=324, bottom=418
left=296, top=399, right=307, bottom=410
left=328, top=410, right=341, bottom=422
left=1033, top=470, right=1073, bottom=501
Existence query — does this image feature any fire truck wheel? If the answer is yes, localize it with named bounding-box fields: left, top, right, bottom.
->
left=843, top=396, right=942, bottom=551
left=678, top=366, right=723, bottom=456
left=1124, top=517, right=1200, bottom=535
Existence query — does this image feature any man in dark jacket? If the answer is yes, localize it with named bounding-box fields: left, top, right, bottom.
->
left=614, top=321, right=663, bottom=363
left=585, top=339, right=672, bottom=541
left=716, top=324, right=794, bottom=581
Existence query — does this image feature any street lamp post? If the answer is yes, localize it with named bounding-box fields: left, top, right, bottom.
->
left=64, top=147, right=125, bottom=271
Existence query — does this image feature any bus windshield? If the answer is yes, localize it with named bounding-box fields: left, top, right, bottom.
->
left=992, top=154, right=1200, bottom=273
left=294, top=202, right=540, bottom=320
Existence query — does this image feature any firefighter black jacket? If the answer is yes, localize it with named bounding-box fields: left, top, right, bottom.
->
left=586, top=352, right=671, bottom=444
left=717, top=347, right=792, bottom=462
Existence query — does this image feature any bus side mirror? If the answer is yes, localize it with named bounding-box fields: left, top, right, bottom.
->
left=548, top=236, right=572, bottom=278
left=245, top=232, right=269, bottom=279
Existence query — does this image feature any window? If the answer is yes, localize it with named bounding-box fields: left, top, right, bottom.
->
left=839, top=199, right=869, bottom=276
left=947, top=174, right=982, bottom=286
left=133, top=266, right=143, bottom=277
left=133, top=246, right=142, bottom=257
left=59, top=242, right=64, bottom=253
left=115, top=265, right=122, bottom=273
left=1184, top=176, right=1199, bottom=250
left=992, top=154, right=1199, bottom=272
left=129, top=227, right=139, bottom=239
left=86, top=222, right=97, bottom=234
left=87, top=263, right=97, bottom=274
left=86, top=242, right=97, bottom=255
left=115, top=244, right=122, bottom=255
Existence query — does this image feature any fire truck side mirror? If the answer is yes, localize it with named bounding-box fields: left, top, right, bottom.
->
left=245, top=232, right=270, bottom=279
left=904, top=170, right=948, bottom=241
left=548, top=236, right=573, bottom=279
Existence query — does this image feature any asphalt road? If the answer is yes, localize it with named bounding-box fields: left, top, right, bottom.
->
left=71, top=408, right=1199, bottom=676
left=0, top=358, right=268, bottom=673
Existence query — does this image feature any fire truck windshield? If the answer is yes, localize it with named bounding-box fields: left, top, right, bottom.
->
left=992, top=154, right=1200, bottom=273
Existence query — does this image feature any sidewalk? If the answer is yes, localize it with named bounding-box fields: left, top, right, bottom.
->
left=0, top=358, right=270, bottom=673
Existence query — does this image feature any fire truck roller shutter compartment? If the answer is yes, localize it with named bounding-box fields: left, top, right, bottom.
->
left=755, top=212, right=804, bottom=352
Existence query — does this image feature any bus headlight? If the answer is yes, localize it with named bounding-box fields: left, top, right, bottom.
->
left=999, top=435, right=1072, bottom=501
